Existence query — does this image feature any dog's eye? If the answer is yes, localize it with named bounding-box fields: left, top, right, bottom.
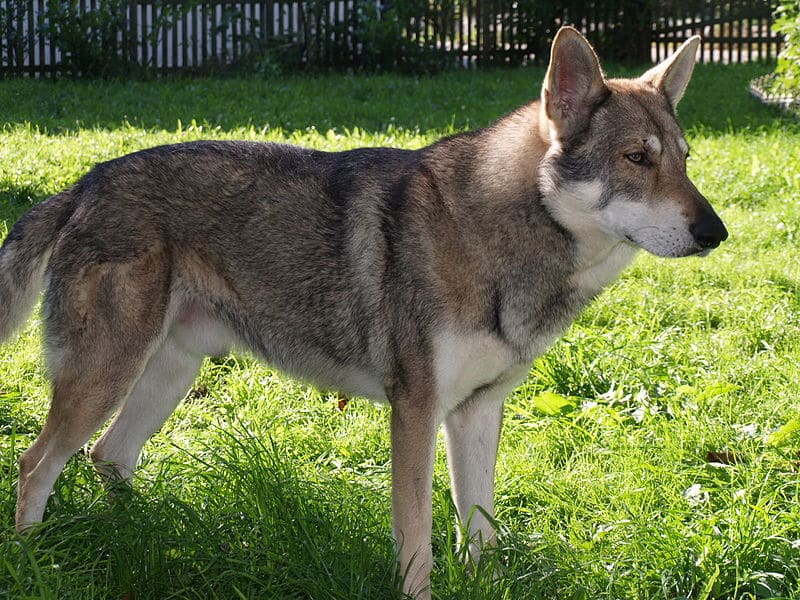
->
left=626, top=152, right=645, bottom=164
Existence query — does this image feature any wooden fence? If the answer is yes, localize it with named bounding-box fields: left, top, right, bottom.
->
left=652, top=0, right=781, bottom=63
left=0, top=1, right=785, bottom=77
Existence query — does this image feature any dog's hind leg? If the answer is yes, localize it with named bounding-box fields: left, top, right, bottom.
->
left=90, top=333, right=205, bottom=482
left=16, top=345, right=156, bottom=530
left=16, top=250, right=170, bottom=531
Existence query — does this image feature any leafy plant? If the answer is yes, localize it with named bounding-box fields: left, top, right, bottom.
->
left=773, top=1, right=800, bottom=96
left=0, top=0, right=32, bottom=71
left=42, top=0, right=130, bottom=77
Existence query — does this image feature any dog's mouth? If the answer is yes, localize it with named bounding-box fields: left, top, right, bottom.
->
left=672, top=243, right=718, bottom=258
left=624, top=234, right=718, bottom=259
left=692, top=247, right=714, bottom=258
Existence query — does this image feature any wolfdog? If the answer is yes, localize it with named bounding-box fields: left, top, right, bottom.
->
left=1, top=26, right=726, bottom=599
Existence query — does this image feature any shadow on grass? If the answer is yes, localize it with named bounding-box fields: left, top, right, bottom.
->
left=0, top=184, right=48, bottom=232
left=0, top=64, right=794, bottom=137
left=0, top=69, right=532, bottom=136
left=0, top=437, right=403, bottom=600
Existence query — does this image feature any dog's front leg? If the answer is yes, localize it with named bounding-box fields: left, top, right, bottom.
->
left=443, top=368, right=526, bottom=566
left=391, top=392, right=437, bottom=600
left=443, top=395, right=504, bottom=564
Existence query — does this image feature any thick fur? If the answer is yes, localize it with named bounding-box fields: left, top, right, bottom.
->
left=2, top=28, right=726, bottom=599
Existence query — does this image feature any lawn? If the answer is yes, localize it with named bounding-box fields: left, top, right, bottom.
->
left=1, top=63, right=799, bottom=600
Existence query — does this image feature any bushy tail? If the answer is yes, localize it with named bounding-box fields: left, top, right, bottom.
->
left=0, top=190, right=78, bottom=342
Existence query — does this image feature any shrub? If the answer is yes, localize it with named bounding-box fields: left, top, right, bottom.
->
left=42, top=0, right=131, bottom=77
left=0, top=0, right=32, bottom=71
left=773, top=1, right=800, bottom=96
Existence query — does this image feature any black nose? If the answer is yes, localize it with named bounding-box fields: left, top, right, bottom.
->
left=690, top=213, right=729, bottom=249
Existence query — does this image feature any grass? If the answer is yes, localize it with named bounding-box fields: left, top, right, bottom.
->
left=1, top=62, right=799, bottom=599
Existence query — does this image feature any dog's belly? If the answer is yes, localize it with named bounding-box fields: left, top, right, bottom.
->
left=171, top=302, right=388, bottom=400
left=300, top=361, right=388, bottom=402
left=169, top=306, right=531, bottom=414
left=171, top=303, right=236, bottom=357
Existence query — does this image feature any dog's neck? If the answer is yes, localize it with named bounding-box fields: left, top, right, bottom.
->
left=468, top=101, right=549, bottom=201
left=423, top=101, right=637, bottom=309
left=485, top=105, right=639, bottom=301
left=539, top=174, right=639, bottom=296
left=479, top=102, right=638, bottom=292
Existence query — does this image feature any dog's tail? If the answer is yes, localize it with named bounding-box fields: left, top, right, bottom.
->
left=0, top=190, right=78, bottom=343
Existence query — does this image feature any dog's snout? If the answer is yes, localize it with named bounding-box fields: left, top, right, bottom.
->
left=690, top=213, right=728, bottom=249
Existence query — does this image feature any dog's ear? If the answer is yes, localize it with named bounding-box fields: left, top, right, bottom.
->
left=641, top=36, right=701, bottom=108
left=541, top=26, right=608, bottom=142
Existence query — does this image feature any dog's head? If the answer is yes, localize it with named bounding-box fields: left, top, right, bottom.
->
left=539, top=27, right=727, bottom=258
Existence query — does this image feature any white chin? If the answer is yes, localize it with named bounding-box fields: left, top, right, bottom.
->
left=638, top=244, right=707, bottom=258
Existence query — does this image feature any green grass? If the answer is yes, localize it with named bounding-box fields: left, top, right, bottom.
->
left=1, top=63, right=799, bottom=599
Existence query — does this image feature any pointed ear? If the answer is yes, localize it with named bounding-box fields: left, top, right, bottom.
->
left=541, top=26, right=609, bottom=141
left=641, top=36, right=701, bottom=108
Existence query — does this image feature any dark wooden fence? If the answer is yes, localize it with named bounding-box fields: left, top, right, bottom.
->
left=652, top=0, right=781, bottom=63
left=0, top=1, right=785, bottom=77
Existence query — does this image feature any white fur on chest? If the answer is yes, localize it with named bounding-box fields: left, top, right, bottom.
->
left=432, top=328, right=521, bottom=420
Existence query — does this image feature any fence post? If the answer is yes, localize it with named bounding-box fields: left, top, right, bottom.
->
left=14, top=0, right=25, bottom=74
left=620, top=0, right=653, bottom=63
left=128, top=0, right=137, bottom=67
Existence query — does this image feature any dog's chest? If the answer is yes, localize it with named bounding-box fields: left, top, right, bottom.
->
left=432, top=328, right=525, bottom=418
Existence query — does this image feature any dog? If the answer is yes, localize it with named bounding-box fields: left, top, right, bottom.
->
left=1, top=27, right=726, bottom=599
